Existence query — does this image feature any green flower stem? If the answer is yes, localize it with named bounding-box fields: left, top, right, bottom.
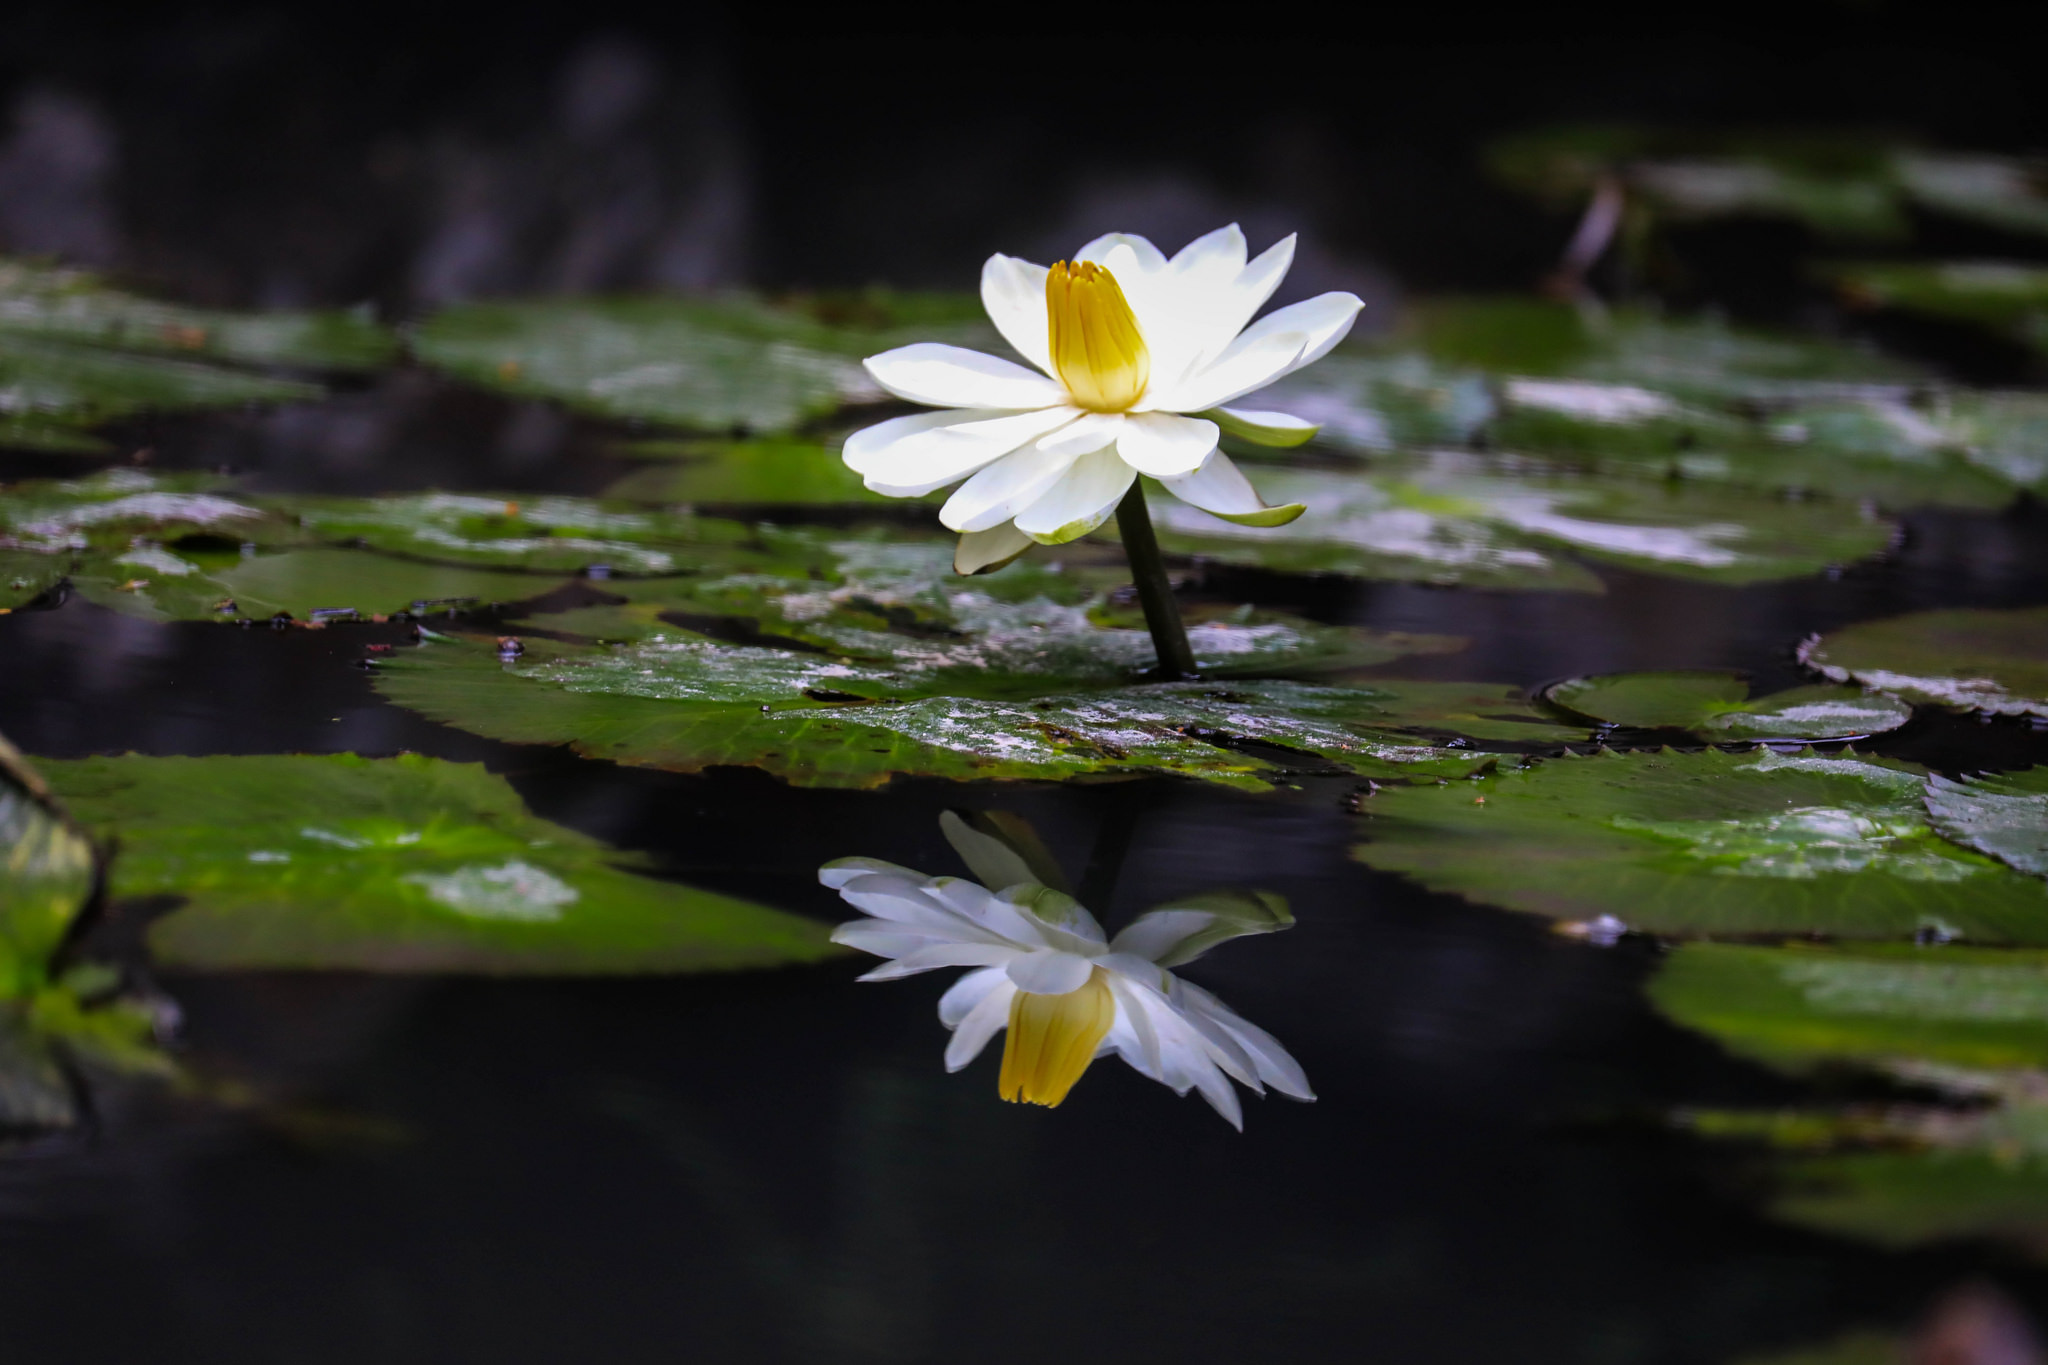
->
left=1113, top=481, right=1196, bottom=680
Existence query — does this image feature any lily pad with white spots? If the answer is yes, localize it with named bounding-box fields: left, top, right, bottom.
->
left=1353, top=747, right=2048, bottom=940
left=375, top=630, right=1525, bottom=789
left=1925, top=768, right=2048, bottom=878
left=1544, top=670, right=1911, bottom=741
left=1147, top=452, right=1895, bottom=590
left=411, top=295, right=994, bottom=435
left=1800, top=607, right=2048, bottom=718
left=40, top=753, right=839, bottom=975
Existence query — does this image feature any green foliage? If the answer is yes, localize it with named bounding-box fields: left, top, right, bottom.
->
left=602, top=438, right=908, bottom=506
left=1354, top=748, right=2048, bottom=940
left=1148, top=452, right=1896, bottom=590
left=1544, top=670, right=1911, bottom=740
left=1802, top=607, right=2048, bottom=718
left=42, top=753, right=839, bottom=975
left=1925, top=768, right=2048, bottom=878
left=411, top=294, right=995, bottom=435
left=1828, top=261, right=2048, bottom=353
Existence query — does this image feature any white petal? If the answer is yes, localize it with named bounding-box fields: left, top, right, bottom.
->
left=1214, top=234, right=1296, bottom=344
left=1103, top=974, right=1164, bottom=1078
left=863, top=343, right=1068, bottom=410
left=835, top=874, right=1004, bottom=938
left=1152, top=331, right=1305, bottom=414
left=1003, top=949, right=1096, bottom=996
left=1115, top=412, right=1218, bottom=478
left=954, top=522, right=1034, bottom=576
left=941, top=444, right=1082, bottom=533
left=819, top=856, right=925, bottom=890
left=1136, top=989, right=1245, bottom=1129
left=850, top=406, right=1080, bottom=498
left=1013, top=446, right=1136, bottom=545
left=1178, top=980, right=1314, bottom=1101
left=928, top=877, right=1053, bottom=948
left=944, top=978, right=1017, bottom=1071
left=1210, top=405, right=1318, bottom=448
left=1076, top=232, right=1168, bottom=275
left=938, top=810, right=1036, bottom=891
left=830, top=922, right=951, bottom=959
left=857, top=941, right=1019, bottom=981
left=1109, top=909, right=1217, bottom=963
left=980, top=254, right=1053, bottom=375
left=1004, top=885, right=1108, bottom=947
left=938, top=965, right=1011, bottom=1028
left=1156, top=450, right=1306, bottom=528
left=1170, top=223, right=1248, bottom=276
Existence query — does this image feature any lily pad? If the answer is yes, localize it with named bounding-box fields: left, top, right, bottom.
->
left=0, top=333, right=321, bottom=432
left=1800, top=607, right=2048, bottom=718
left=1544, top=670, right=1911, bottom=741
left=1353, top=748, right=2048, bottom=940
left=1652, top=943, right=2048, bottom=1073
left=1148, top=453, right=1894, bottom=590
left=1925, top=768, right=2048, bottom=878
left=1829, top=261, right=2048, bottom=353
left=0, top=258, right=395, bottom=370
left=601, top=438, right=904, bottom=507
left=1, top=737, right=95, bottom=999
left=411, top=295, right=992, bottom=435
left=374, top=625, right=1511, bottom=790
left=40, top=753, right=839, bottom=975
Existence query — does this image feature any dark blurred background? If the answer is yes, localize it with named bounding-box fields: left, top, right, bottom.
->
left=1, top=1, right=2042, bottom=323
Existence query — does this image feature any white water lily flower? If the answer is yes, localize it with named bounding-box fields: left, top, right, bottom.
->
left=843, top=225, right=1364, bottom=574
left=820, top=813, right=1313, bottom=1128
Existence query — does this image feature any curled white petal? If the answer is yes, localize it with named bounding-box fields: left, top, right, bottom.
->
left=819, top=856, right=925, bottom=890
left=857, top=941, right=1020, bottom=981
left=1115, top=411, right=1219, bottom=478
left=980, top=253, right=1054, bottom=375
left=1109, top=909, right=1217, bottom=963
left=1076, top=232, right=1168, bottom=275
left=954, top=522, right=1034, bottom=576
left=1014, top=445, right=1135, bottom=545
left=938, top=965, right=1012, bottom=1028
left=1156, top=450, right=1306, bottom=528
left=1178, top=979, right=1315, bottom=1101
left=941, top=442, right=1086, bottom=533
left=863, top=342, right=1069, bottom=410
left=1210, top=405, right=1318, bottom=448
left=1004, top=948, right=1096, bottom=996
left=1153, top=331, right=1306, bottom=414
left=849, top=406, right=1079, bottom=498
left=945, top=976, right=1018, bottom=1071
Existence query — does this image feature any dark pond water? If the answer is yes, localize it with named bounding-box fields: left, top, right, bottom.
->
left=8, top=14, right=2048, bottom=1364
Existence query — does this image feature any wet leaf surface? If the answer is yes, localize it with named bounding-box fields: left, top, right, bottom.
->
left=1354, top=748, right=2048, bottom=940
left=1925, top=768, right=2048, bottom=878
left=411, top=294, right=995, bottom=434
left=1544, top=670, right=1912, bottom=740
left=1149, top=452, right=1895, bottom=590
left=1801, top=607, right=2048, bottom=717
left=41, top=753, right=839, bottom=974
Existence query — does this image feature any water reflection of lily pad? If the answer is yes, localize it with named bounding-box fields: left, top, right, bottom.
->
left=1354, top=748, right=2048, bottom=940
left=1545, top=670, right=1911, bottom=741
left=1801, top=607, right=2048, bottom=718
left=1653, top=943, right=2048, bottom=1073
left=376, top=632, right=1525, bottom=789
left=1148, top=454, right=1894, bottom=590
left=1925, top=768, right=2048, bottom=879
left=412, top=295, right=993, bottom=434
left=41, top=753, right=838, bottom=974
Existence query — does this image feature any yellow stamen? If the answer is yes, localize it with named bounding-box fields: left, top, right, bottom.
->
left=1045, top=260, right=1150, bottom=413
left=998, top=968, right=1117, bottom=1107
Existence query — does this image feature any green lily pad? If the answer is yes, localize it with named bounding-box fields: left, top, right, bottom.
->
left=1925, top=768, right=2048, bottom=878
left=0, top=257, right=395, bottom=370
left=1653, top=943, right=2048, bottom=1073
left=1772, top=1148, right=2048, bottom=1255
left=0, top=333, right=321, bottom=430
left=1148, top=453, right=1894, bottom=590
left=376, top=627, right=1528, bottom=789
left=601, top=438, right=904, bottom=506
left=40, top=753, right=839, bottom=975
left=0, top=736, right=95, bottom=1000
left=1895, top=153, right=2048, bottom=238
left=1829, top=261, right=2048, bottom=352
left=1353, top=748, right=2048, bottom=940
left=1544, top=670, right=1912, bottom=740
left=279, top=490, right=758, bottom=574
left=1923, top=391, right=2048, bottom=495
left=1800, top=607, right=2048, bottom=718
left=411, top=295, right=994, bottom=435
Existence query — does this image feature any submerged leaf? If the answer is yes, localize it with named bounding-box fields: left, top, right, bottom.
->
left=41, top=753, right=839, bottom=975
left=1354, top=748, right=2048, bottom=940
left=1801, top=607, right=2048, bottom=717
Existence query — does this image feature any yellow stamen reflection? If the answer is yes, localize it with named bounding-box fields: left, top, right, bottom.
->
left=1045, top=260, right=1150, bottom=412
left=998, top=968, right=1116, bottom=1107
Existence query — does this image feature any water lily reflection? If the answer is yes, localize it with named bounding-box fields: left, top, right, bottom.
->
left=844, top=226, right=1363, bottom=573
left=820, top=813, right=1312, bottom=1128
